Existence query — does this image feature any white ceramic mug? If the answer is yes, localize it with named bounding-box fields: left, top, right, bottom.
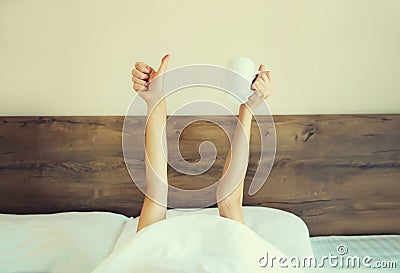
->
left=227, top=57, right=260, bottom=102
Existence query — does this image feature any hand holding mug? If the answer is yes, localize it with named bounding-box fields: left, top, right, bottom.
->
left=245, top=64, right=272, bottom=110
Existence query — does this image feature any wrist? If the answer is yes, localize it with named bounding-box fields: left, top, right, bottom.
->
left=146, top=97, right=166, bottom=112
left=243, top=92, right=264, bottom=113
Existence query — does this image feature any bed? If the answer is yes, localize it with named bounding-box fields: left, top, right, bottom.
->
left=0, top=115, right=399, bottom=272
left=1, top=208, right=398, bottom=272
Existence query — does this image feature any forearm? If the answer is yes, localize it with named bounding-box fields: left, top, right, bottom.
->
left=137, top=99, right=168, bottom=232
left=221, top=104, right=252, bottom=177
left=217, top=104, right=253, bottom=220
left=145, top=99, right=168, bottom=190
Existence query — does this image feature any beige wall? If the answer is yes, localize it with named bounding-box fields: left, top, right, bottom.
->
left=0, top=0, right=399, bottom=115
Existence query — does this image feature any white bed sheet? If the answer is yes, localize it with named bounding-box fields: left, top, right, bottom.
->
left=0, top=206, right=313, bottom=273
left=0, top=211, right=127, bottom=273
left=115, top=207, right=314, bottom=258
left=93, top=214, right=301, bottom=273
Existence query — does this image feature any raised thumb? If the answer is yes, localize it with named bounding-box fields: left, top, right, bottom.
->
left=157, top=54, right=170, bottom=74
left=258, top=64, right=265, bottom=71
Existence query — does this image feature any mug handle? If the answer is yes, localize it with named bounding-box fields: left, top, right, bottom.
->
left=250, top=71, right=261, bottom=85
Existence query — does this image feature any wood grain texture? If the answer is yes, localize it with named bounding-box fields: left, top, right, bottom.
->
left=0, top=115, right=399, bottom=236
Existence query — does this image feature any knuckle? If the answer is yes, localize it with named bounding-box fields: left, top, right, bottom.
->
left=139, top=65, right=147, bottom=73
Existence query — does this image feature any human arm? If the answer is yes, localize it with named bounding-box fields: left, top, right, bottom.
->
left=131, top=54, right=170, bottom=232
left=217, top=65, right=271, bottom=223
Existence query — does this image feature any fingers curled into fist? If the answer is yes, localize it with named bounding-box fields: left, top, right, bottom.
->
left=132, top=62, right=153, bottom=92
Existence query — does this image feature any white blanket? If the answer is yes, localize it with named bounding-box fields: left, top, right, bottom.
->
left=0, top=207, right=313, bottom=272
left=91, top=214, right=303, bottom=273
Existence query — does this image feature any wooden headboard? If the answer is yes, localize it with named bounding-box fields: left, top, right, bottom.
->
left=0, top=115, right=399, bottom=236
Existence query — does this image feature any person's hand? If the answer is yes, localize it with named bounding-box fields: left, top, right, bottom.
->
left=131, top=54, right=170, bottom=105
left=244, top=64, right=271, bottom=111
